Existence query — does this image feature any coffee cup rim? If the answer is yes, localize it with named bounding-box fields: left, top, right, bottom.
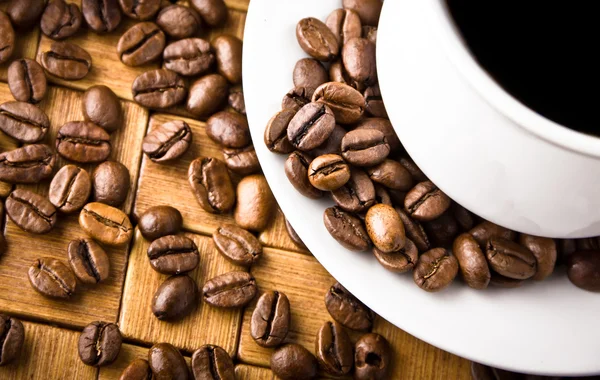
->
left=428, top=0, right=600, bottom=158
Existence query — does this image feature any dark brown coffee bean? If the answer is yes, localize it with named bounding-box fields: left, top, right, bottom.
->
left=119, top=0, right=160, bottom=20
left=396, top=207, right=430, bottom=252
left=557, top=238, right=577, bottom=266
left=293, top=58, right=328, bottom=90
left=186, top=73, right=228, bottom=117
left=0, top=314, right=24, bottom=366
left=228, top=87, right=245, bottom=115
left=366, top=159, right=413, bottom=191
left=28, top=257, right=76, bottom=298
left=132, top=69, right=187, bottom=109
left=342, top=38, right=377, bottom=87
left=310, top=124, right=345, bottom=157
left=271, top=344, right=318, bottom=380
left=117, top=22, right=165, bottom=67
left=222, top=145, right=260, bottom=176
left=82, top=85, right=122, bottom=133
left=424, top=211, right=459, bottom=247
left=343, top=0, right=382, bottom=26
left=354, top=333, right=390, bottom=380
left=0, top=12, right=15, bottom=64
left=163, top=38, right=214, bottom=77
left=189, top=0, right=227, bottom=27
left=264, top=109, right=296, bottom=154
left=308, top=154, right=350, bottom=191
left=315, top=321, right=352, bottom=376
left=156, top=5, right=201, bottom=39
left=191, top=345, right=234, bottom=380
left=519, top=234, right=557, bottom=281
left=7, top=59, right=47, bottom=104
left=397, top=157, right=425, bottom=181
left=7, top=0, right=45, bottom=28
left=453, top=233, right=491, bottom=289
left=365, top=204, right=405, bottom=253
left=325, top=282, right=373, bottom=331
left=203, top=271, right=257, bottom=308
left=212, top=35, right=242, bottom=84
left=49, top=165, right=91, bottom=213
left=56, top=121, right=111, bottom=163
left=148, top=235, right=199, bottom=275
left=451, top=203, right=475, bottom=231
left=79, top=202, right=133, bottom=246
left=188, top=157, right=235, bottom=213
left=362, top=25, right=378, bottom=43
left=284, top=151, right=323, bottom=199
left=364, top=84, right=387, bottom=118
left=341, top=129, right=389, bottom=166
left=213, top=224, right=262, bottom=266
left=41, top=0, right=83, bottom=39
left=413, top=248, right=459, bottom=292
left=206, top=111, right=250, bottom=148
left=469, top=221, right=517, bottom=247
left=92, top=161, right=130, bottom=207
left=82, top=0, right=122, bottom=32
left=567, top=251, right=600, bottom=291
left=404, top=181, right=451, bottom=222
left=234, top=174, right=275, bottom=232
left=152, top=274, right=198, bottom=320
left=148, top=343, right=188, bottom=380
left=332, top=168, right=375, bottom=213
left=0, top=144, right=55, bottom=184
left=576, top=237, right=600, bottom=251
left=0, top=101, right=50, bottom=143
left=313, top=81, right=365, bottom=124
left=119, top=359, right=152, bottom=380
left=251, top=291, right=290, bottom=348
left=355, top=118, right=400, bottom=153
left=373, top=239, right=418, bottom=273
left=78, top=321, right=122, bottom=366
left=68, top=238, right=110, bottom=284
left=296, top=17, right=339, bottom=62
left=41, top=41, right=92, bottom=80
left=326, top=8, right=362, bottom=45
left=138, top=205, right=182, bottom=241
left=6, top=189, right=57, bottom=234
left=374, top=184, right=392, bottom=206
left=288, top=102, right=336, bottom=151
left=143, top=120, right=192, bottom=162
left=282, top=86, right=314, bottom=112
left=486, top=237, right=537, bottom=280
left=323, top=206, right=371, bottom=251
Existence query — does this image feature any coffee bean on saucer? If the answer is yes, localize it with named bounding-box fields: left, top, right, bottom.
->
left=396, top=208, right=430, bottom=252
left=282, top=86, right=314, bottom=112
left=82, top=85, right=123, bottom=132
left=469, top=221, right=517, bottom=247
left=310, top=124, right=345, bottom=157
left=82, top=0, right=122, bottom=32
left=354, top=333, right=390, bottom=380
left=0, top=12, right=14, bottom=64
left=519, top=234, right=557, bottom=281
left=0, top=101, right=50, bottom=143
left=191, top=345, right=235, bottom=380
left=148, top=235, right=199, bottom=275
left=288, top=102, right=336, bottom=151
left=203, top=271, right=257, bottom=308
left=78, top=321, right=122, bottom=366
left=56, top=121, right=111, bottom=163
left=138, top=205, right=183, bottom=241
left=7, top=0, right=45, bottom=28
left=28, top=258, right=76, bottom=298
left=119, top=0, right=160, bottom=20
left=92, top=161, right=130, bottom=207
left=285, top=151, right=323, bottom=199
left=0, top=314, right=24, bottom=366
left=41, top=41, right=92, bottom=80
left=326, top=8, right=362, bottom=45
left=0, top=144, right=55, bottom=184
left=342, top=38, right=377, bottom=87
left=156, top=5, right=201, bottom=39
left=576, top=237, right=600, bottom=252
left=342, top=0, right=382, bottom=26
left=365, top=204, right=405, bottom=253
left=119, top=359, right=152, bottom=380
left=373, top=239, right=418, bottom=273
left=186, top=73, right=229, bottom=117
left=366, top=159, right=413, bottom=191
left=152, top=275, right=198, bottom=320
left=404, top=181, right=451, bottom=222
left=315, top=321, right=353, bottom=376
left=364, top=84, right=387, bottom=118
left=341, top=129, right=389, bottom=167
left=79, top=202, right=133, bottom=246
left=264, top=109, right=296, bottom=154
left=49, top=165, right=91, bottom=214
left=331, top=168, right=375, bottom=213
left=117, top=22, right=165, bottom=67
left=374, top=184, right=392, bottom=206
left=143, top=120, right=192, bottom=162
left=324, top=206, right=371, bottom=251
left=293, top=58, right=328, bottom=90
left=234, top=174, right=275, bottom=232
left=212, top=35, right=243, bottom=84
left=228, top=87, right=246, bottom=115
left=163, top=38, right=215, bottom=77
left=6, top=189, right=57, bottom=234
left=329, top=58, right=361, bottom=90
left=296, top=17, right=339, bottom=62
left=325, top=282, right=374, bottom=331
left=486, top=237, right=537, bottom=280
left=567, top=251, right=600, bottom=291
left=213, top=224, right=262, bottom=266
left=148, top=343, right=188, bottom=380
left=68, top=238, right=110, bottom=284
left=271, top=344, right=318, bottom=380
left=313, top=81, right=365, bottom=124
left=189, top=0, right=227, bottom=27
left=132, top=69, right=187, bottom=109
left=251, top=291, right=290, bottom=348
left=452, top=233, right=490, bottom=289
left=354, top=118, right=401, bottom=153
left=308, top=154, right=350, bottom=191
left=222, top=145, right=260, bottom=176
left=413, top=248, right=459, bottom=292
left=451, top=203, right=475, bottom=232
left=206, top=111, right=250, bottom=148
left=188, top=157, right=235, bottom=213
left=423, top=211, right=459, bottom=247
left=362, top=25, right=378, bottom=44
left=40, top=0, right=83, bottom=40
left=7, top=59, right=47, bottom=103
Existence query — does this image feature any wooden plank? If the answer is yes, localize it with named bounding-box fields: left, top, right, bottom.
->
left=0, top=321, right=97, bottom=380
left=119, top=229, right=245, bottom=355
left=0, top=4, right=40, bottom=83
left=0, top=83, right=18, bottom=198
left=259, top=207, right=310, bottom=254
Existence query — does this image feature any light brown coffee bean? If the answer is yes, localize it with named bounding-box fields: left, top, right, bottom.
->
left=341, top=128, right=389, bottom=167
left=188, top=157, right=235, bottom=213
left=213, top=224, right=262, bottom=266
left=296, top=17, right=339, bottom=61
left=365, top=204, right=405, bottom=253
left=519, top=234, right=557, bottom=281
left=203, top=271, right=257, bottom=308
left=326, top=8, right=362, bottom=45
left=49, top=165, right=91, bottom=214
left=313, top=81, right=365, bottom=124
left=79, top=202, right=133, bottom=246
left=234, top=174, right=275, bottom=232
left=212, top=35, right=242, bottom=84
left=308, top=154, right=350, bottom=191
left=284, top=151, right=323, bottom=199
left=452, top=233, right=491, bottom=289
left=413, top=248, right=459, bottom=292
left=486, top=237, right=537, bottom=280
left=404, top=181, right=451, bottom=222
left=373, top=239, right=418, bottom=273
left=28, top=258, right=76, bottom=298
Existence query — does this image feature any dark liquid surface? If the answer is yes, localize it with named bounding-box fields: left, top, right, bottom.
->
left=446, top=0, right=599, bottom=136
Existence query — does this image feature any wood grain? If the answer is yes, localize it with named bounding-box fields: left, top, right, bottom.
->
left=0, top=83, right=18, bottom=198
left=259, top=207, right=310, bottom=254
left=235, top=364, right=275, bottom=380
left=0, top=4, right=40, bottom=83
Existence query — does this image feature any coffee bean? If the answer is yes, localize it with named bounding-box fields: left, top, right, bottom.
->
left=79, top=202, right=133, bottom=246
left=558, top=239, right=577, bottom=266
left=82, top=0, right=122, bottom=32
left=284, top=151, right=323, bottom=199
left=78, top=321, right=122, bottom=366
left=191, top=345, right=234, bottom=380
left=0, top=101, right=50, bottom=143
left=342, top=38, right=377, bottom=87
left=364, top=84, right=387, bottom=118
left=119, top=0, right=160, bottom=20
left=489, top=273, right=524, bottom=289
left=49, top=165, right=91, bottom=214
left=68, top=238, right=110, bottom=284
left=326, top=8, right=362, bottom=45
left=7, top=0, right=45, bottom=28
left=117, top=22, right=165, bottom=67
left=203, top=271, right=257, bottom=308
left=308, top=154, right=350, bottom=191
left=469, top=221, right=517, bottom=247
left=328, top=58, right=363, bottom=91
left=282, top=86, right=314, bottom=112
left=0, top=144, right=55, bottom=184
left=285, top=219, right=306, bottom=249
left=152, top=274, right=198, bottom=320
left=143, top=120, right=192, bottom=162
left=119, top=359, right=152, bottom=380
left=6, top=189, right=57, bottom=234
left=188, top=157, right=235, bottom=213
left=373, top=239, right=418, bottom=273
left=41, top=41, right=92, bottom=80
left=354, top=333, right=390, bottom=380
left=365, top=204, right=405, bottom=253
left=313, top=81, right=365, bottom=124
left=228, top=87, right=245, bottom=115
left=222, top=145, right=260, bottom=175
left=82, top=85, right=123, bottom=133
left=374, top=184, right=392, bottom=206
left=234, top=174, right=275, bottom=232
left=296, top=17, right=339, bottom=62
left=343, top=0, right=382, bottom=26
left=148, top=343, right=188, bottom=380
left=331, top=168, right=375, bottom=213
left=186, top=73, right=229, bottom=117
left=424, top=211, right=459, bottom=247
left=355, top=118, right=401, bottom=153
left=251, top=291, right=290, bottom=348
left=288, top=102, right=336, bottom=151
left=92, top=161, right=130, bottom=207
left=28, top=258, right=76, bottom=298
left=366, top=159, right=413, bottom=191
left=404, top=181, right=451, bottom=222
left=413, top=248, right=459, bottom=292
left=138, top=205, right=182, bottom=241
left=132, top=69, right=187, bottom=109
left=452, top=233, right=491, bottom=289
left=156, top=5, right=201, bottom=38
left=567, top=251, right=600, bottom=291
left=518, top=234, right=557, bottom=281
left=396, top=208, right=430, bottom=252
left=341, top=129, right=389, bottom=167
left=310, top=124, right=345, bottom=157
left=451, top=203, right=475, bottom=231
left=41, top=0, right=83, bottom=40
left=325, top=282, right=373, bottom=331
left=315, top=321, right=353, bottom=376
left=323, top=206, right=371, bottom=251
left=7, top=59, right=47, bottom=103
left=163, top=38, right=214, bottom=77
left=362, top=25, right=378, bottom=43
left=486, top=237, right=537, bottom=280
left=147, top=235, right=199, bottom=275
left=189, top=0, right=227, bottom=27
left=264, top=109, right=296, bottom=154
left=0, top=12, right=15, bottom=64
left=211, top=35, right=243, bottom=85
left=56, top=121, right=111, bottom=163
left=576, top=237, right=600, bottom=251
left=271, top=344, right=318, bottom=380
left=206, top=111, right=250, bottom=148
left=213, top=224, right=262, bottom=266
left=0, top=314, right=24, bottom=366
left=293, top=58, right=328, bottom=90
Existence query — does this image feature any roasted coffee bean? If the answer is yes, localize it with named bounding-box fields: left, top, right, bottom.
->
left=138, top=205, right=182, bottom=241
left=186, top=73, right=229, bottom=117
left=6, top=189, right=57, bottom=234
left=41, top=0, right=83, bottom=39
left=397, top=157, right=426, bottom=181
left=413, top=248, right=459, bottom=292
left=519, top=234, right=557, bottom=281
left=119, top=359, right=152, bottom=380
left=264, top=108, right=296, bottom=154
left=282, top=86, right=314, bottom=112
left=324, top=206, right=371, bottom=251
left=343, top=0, right=382, bottom=26
left=56, top=121, right=111, bottom=163
left=315, top=321, right=352, bottom=376
left=213, top=224, right=262, bottom=266
left=366, top=159, right=413, bottom=191
left=222, top=145, right=260, bottom=175
left=191, top=345, right=235, bottom=380
left=41, top=41, right=92, bottom=80
left=7, top=59, right=47, bottom=103
left=310, top=124, right=345, bottom=157
left=396, top=207, right=430, bottom=252
left=296, top=17, right=339, bottom=62
left=234, top=174, right=275, bottom=232
left=557, top=239, right=577, bottom=265
left=206, top=111, right=250, bottom=148
left=331, top=168, right=375, bottom=213
left=203, top=271, right=257, bottom=308
left=451, top=203, right=475, bottom=231
left=189, top=0, right=227, bottom=27
left=0, top=314, right=24, bottom=366
left=373, top=239, right=418, bottom=273
left=342, top=38, right=377, bottom=87
left=79, top=321, right=122, bottom=366
left=67, top=238, right=110, bottom=284
left=82, top=85, right=123, bottom=132
left=313, top=81, right=365, bottom=124
left=188, top=157, right=235, bottom=213
left=7, top=0, right=45, bottom=28
left=228, top=88, right=245, bottom=115
left=489, top=273, right=524, bottom=288
left=486, top=237, right=537, bottom=280
left=271, top=344, right=318, bottom=380
left=28, top=258, right=76, bottom=298
left=0, top=144, right=55, bottom=184
left=308, top=154, right=350, bottom=191
left=388, top=189, right=407, bottom=206
left=576, top=237, right=600, bottom=251
left=117, top=22, right=165, bottom=67
left=212, top=35, right=242, bottom=84
left=285, top=219, right=306, bottom=248
left=147, top=235, right=199, bottom=275
left=328, top=58, right=363, bottom=91
left=362, top=25, right=378, bottom=43
left=424, top=211, right=459, bottom=247
left=143, top=120, right=192, bottom=162
left=152, top=275, right=198, bottom=320
left=341, top=129, right=389, bottom=166
left=251, top=291, right=290, bottom=348
left=354, top=333, right=390, bottom=380
left=0, top=12, right=14, bottom=64
left=567, top=251, right=600, bottom=291
left=156, top=5, right=201, bottom=38
left=79, top=202, right=133, bottom=246
left=0, top=101, right=50, bottom=143
left=49, top=165, right=91, bottom=213
left=119, top=0, right=160, bottom=20
left=293, top=58, right=328, bottom=90
left=325, top=282, right=373, bottom=331
left=288, top=102, right=336, bottom=151
left=164, top=38, right=214, bottom=77
left=374, top=184, right=392, bottom=206
left=148, top=343, right=188, bottom=380
left=453, top=233, right=491, bottom=289
left=92, top=161, right=130, bottom=207
left=364, top=84, right=387, bottom=118
left=404, top=181, right=451, bottom=222
left=355, top=118, right=401, bottom=153
left=132, top=69, right=186, bottom=109
left=326, top=8, right=362, bottom=45
left=469, top=221, right=517, bottom=247
left=284, top=151, right=323, bottom=199
left=82, top=0, right=122, bottom=32
left=365, top=204, right=405, bottom=253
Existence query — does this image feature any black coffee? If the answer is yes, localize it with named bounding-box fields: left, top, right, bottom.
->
left=446, top=0, right=597, bottom=135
